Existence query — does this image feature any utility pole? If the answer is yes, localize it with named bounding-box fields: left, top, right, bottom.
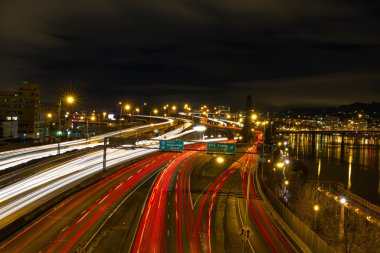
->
left=103, top=137, right=108, bottom=171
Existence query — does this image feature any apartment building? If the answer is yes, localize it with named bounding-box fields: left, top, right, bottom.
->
left=0, top=82, right=41, bottom=138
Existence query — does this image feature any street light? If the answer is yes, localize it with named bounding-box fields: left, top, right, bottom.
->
left=150, top=109, right=158, bottom=124
left=46, top=113, right=53, bottom=143
left=313, top=204, right=320, bottom=230
left=216, top=155, right=253, bottom=252
left=142, top=102, right=147, bottom=114
left=276, top=162, right=285, bottom=169
left=339, top=197, right=347, bottom=240
left=125, top=104, right=131, bottom=114
left=193, top=125, right=206, bottom=140
left=162, top=105, right=167, bottom=116
left=85, top=115, right=96, bottom=140
left=216, top=156, right=224, bottom=163
left=57, top=96, right=75, bottom=154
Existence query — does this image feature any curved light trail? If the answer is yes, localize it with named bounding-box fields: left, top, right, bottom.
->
left=0, top=118, right=177, bottom=171
left=0, top=124, right=187, bottom=230
left=0, top=152, right=177, bottom=252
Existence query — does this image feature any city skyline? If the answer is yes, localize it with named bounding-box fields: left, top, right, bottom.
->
left=1, top=1, right=380, bottom=109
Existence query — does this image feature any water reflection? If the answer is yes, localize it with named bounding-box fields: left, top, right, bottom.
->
left=289, top=133, right=380, bottom=205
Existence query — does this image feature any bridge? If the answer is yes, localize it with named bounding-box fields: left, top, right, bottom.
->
left=277, top=129, right=380, bottom=135
left=277, top=129, right=380, bottom=149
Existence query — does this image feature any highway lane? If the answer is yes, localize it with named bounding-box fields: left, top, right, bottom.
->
left=130, top=142, right=206, bottom=253
left=234, top=144, right=294, bottom=253
left=173, top=151, right=202, bottom=253
left=195, top=156, right=243, bottom=253
left=131, top=151, right=195, bottom=253
left=1, top=137, right=299, bottom=253
left=237, top=152, right=294, bottom=252
left=0, top=117, right=178, bottom=171
left=0, top=148, right=151, bottom=229
left=0, top=152, right=177, bottom=253
left=191, top=142, right=296, bottom=253
left=51, top=140, right=296, bottom=253
left=0, top=124, right=189, bottom=231
left=0, top=147, right=102, bottom=188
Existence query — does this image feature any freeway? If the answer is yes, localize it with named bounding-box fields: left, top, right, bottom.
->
left=0, top=122, right=190, bottom=233
left=0, top=127, right=302, bottom=252
left=0, top=152, right=178, bottom=252
left=0, top=148, right=151, bottom=229
left=193, top=145, right=296, bottom=253
left=131, top=142, right=206, bottom=253
left=0, top=117, right=177, bottom=171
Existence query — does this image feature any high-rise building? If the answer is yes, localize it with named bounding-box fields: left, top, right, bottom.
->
left=0, top=82, right=41, bottom=138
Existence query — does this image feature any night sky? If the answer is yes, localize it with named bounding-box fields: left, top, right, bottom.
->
left=1, top=0, right=380, bottom=110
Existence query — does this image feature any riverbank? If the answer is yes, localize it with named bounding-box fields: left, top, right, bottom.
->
left=262, top=156, right=380, bottom=252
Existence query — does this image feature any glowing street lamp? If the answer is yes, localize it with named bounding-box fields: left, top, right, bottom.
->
left=150, top=108, right=159, bottom=124
left=276, top=162, right=285, bottom=169
left=339, top=197, right=347, bottom=240
left=66, top=96, right=75, bottom=104
left=57, top=95, right=75, bottom=154
left=314, top=204, right=320, bottom=230
left=193, top=125, right=206, bottom=140
left=162, top=105, right=167, bottom=116
left=216, top=156, right=225, bottom=164
left=216, top=155, right=253, bottom=252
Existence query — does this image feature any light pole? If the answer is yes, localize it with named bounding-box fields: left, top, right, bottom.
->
left=86, top=117, right=89, bottom=140
left=216, top=155, right=253, bottom=252
left=125, top=104, right=131, bottom=115
left=102, top=112, right=107, bottom=133
left=171, top=105, right=177, bottom=116
left=118, top=101, right=122, bottom=119
left=193, top=125, right=206, bottom=140
left=162, top=105, right=167, bottom=117
left=57, top=96, right=75, bottom=154
left=313, top=204, right=320, bottom=230
left=47, top=113, right=52, bottom=143
left=150, top=108, right=158, bottom=124
left=142, top=102, right=147, bottom=114
left=339, top=197, right=346, bottom=240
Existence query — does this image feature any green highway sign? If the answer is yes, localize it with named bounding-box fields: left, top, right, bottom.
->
left=159, top=140, right=184, bottom=152
left=206, top=142, right=236, bottom=154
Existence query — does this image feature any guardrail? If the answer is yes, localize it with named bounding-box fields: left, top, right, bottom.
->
left=307, top=180, right=380, bottom=219
left=336, top=185, right=380, bottom=218
left=257, top=168, right=335, bottom=253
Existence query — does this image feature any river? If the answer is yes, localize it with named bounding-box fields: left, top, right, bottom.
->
left=288, top=133, right=380, bottom=206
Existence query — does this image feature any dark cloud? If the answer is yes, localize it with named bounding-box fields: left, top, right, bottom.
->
left=0, top=0, right=379, bottom=110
